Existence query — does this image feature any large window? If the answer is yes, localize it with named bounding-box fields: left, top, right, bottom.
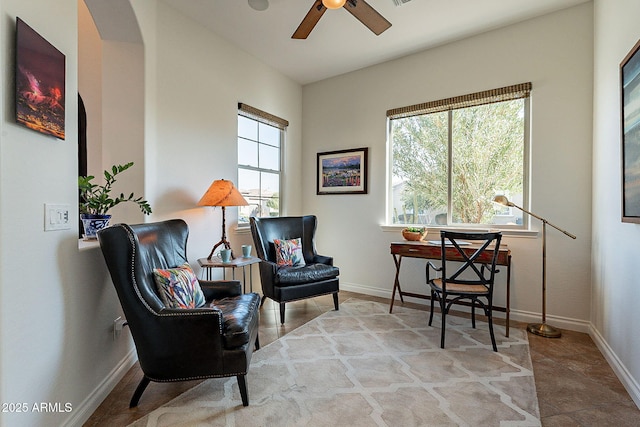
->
left=388, top=83, right=531, bottom=228
left=237, top=103, right=288, bottom=226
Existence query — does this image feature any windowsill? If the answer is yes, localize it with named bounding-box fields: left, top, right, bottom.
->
left=234, top=225, right=251, bottom=234
left=236, top=223, right=537, bottom=237
left=78, top=238, right=100, bottom=250
left=380, top=224, right=538, bottom=238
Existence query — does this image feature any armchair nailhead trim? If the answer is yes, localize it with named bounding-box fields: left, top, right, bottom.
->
left=120, top=225, right=223, bottom=335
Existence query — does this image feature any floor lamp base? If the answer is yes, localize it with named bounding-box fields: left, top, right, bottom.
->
left=527, top=323, right=562, bottom=338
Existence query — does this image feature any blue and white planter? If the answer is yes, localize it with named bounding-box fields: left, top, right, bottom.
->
left=80, top=214, right=112, bottom=240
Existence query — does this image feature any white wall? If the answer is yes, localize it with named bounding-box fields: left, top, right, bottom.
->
left=150, top=1, right=303, bottom=264
left=100, top=40, right=146, bottom=223
left=302, top=4, right=594, bottom=330
left=0, top=1, right=130, bottom=426
left=592, top=0, right=640, bottom=407
left=78, top=0, right=102, bottom=175
left=0, top=1, right=302, bottom=426
left=82, top=0, right=146, bottom=225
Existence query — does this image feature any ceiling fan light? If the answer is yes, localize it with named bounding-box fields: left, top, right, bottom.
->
left=322, top=0, right=347, bottom=10
left=248, top=0, right=269, bottom=11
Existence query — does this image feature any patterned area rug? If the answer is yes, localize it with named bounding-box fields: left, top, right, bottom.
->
left=129, top=299, right=540, bottom=426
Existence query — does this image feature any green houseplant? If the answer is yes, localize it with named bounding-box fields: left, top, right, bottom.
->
left=402, top=226, right=426, bottom=241
left=79, top=162, right=151, bottom=239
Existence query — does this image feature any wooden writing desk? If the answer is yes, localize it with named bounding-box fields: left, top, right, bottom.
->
left=390, top=240, right=512, bottom=337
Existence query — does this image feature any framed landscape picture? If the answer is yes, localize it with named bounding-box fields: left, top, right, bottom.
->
left=317, top=147, right=368, bottom=195
left=621, top=38, right=640, bottom=222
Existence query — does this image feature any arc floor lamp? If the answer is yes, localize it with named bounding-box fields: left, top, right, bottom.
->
left=493, top=195, right=576, bottom=338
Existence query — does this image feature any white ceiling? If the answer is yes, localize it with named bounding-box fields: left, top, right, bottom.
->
left=161, top=0, right=589, bottom=85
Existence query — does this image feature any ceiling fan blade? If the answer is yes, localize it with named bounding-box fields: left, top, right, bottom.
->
left=344, top=0, right=392, bottom=36
left=292, top=0, right=327, bottom=39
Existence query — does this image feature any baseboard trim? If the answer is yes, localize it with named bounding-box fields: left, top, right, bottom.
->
left=341, top=282, right=392, bottom=300
left=61, top=349, right=137, bottom=427
left=340, top=282, right=591, bottom=333
left=507, top=309, right=591, bottom=334
left=590, top=326, right=640, bottom=409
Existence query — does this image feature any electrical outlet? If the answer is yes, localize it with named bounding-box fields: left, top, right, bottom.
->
left=44, top=203, right=71, bottom=231
left=113, top=316, right=127, bottom=340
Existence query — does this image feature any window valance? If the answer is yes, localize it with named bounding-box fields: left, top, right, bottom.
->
left=238, top=103, right=289, bottom=129
left=386, top=82, right=532, bottom=120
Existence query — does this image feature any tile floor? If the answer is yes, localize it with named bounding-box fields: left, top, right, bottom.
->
left=83, top=291, right=640, bottom=426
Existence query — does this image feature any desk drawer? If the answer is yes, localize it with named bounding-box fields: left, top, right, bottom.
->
left=391, top=243, right=440, bottom=258
left=390, top=242, right=510, bottom=265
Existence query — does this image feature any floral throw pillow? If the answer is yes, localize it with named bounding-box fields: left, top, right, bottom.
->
left=274, top=238, right=306, bottom=267
left=153, top=263, right=206, bottom=309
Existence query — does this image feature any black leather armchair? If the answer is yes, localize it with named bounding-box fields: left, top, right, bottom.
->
left=97, top=219, right=260, bottom=407
left=250, top=215, right=339, bottom=324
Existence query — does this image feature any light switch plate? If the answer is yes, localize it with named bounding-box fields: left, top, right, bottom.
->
left=44, top=203, right=71, bottom=231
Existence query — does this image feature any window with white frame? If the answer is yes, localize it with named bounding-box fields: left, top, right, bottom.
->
left=237, top=103, right=288, bottom=226
left=388, top=83, right=531, bottom=228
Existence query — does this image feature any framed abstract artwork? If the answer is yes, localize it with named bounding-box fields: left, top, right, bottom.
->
left=15, top=17, right=66, bottom=139
left=621, top=38, right=640, bottom=222
left=317, top=147, right=368, bottom=195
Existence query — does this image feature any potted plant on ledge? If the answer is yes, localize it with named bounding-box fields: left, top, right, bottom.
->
left=402, top=226, right=427, bottom=241
left=79, top=162, right=152, bottom=240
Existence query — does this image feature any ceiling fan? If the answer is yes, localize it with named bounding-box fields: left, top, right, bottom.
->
left=292, top=0, right=392, bottom=40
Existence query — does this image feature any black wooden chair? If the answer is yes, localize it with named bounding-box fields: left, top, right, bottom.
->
left=250, top=215, right=339, bottom=324
left=426, top=230, right=502, bottom=351
left=98, top=219, right=260, bottom=407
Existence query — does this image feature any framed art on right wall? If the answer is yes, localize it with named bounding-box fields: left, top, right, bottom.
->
left=621, top=38, right=640, bottom=223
